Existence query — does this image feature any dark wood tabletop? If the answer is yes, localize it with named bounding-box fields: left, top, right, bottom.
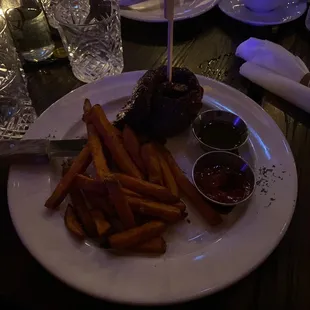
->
left=2, top=7, right=310, bottom=310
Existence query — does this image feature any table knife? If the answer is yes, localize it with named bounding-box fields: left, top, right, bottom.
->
left=0, top=139, right=88, bottom=165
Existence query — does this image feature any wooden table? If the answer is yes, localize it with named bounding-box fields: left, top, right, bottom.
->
left=2, top=8, right=310, bottom=309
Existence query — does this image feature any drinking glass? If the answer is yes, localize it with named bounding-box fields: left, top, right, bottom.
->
left=0, top=15, right=33, bottom=130
left=54, top=0, right=124, bottom=83
left=4, top=0, right=55, bottom=62
left=41, top=0, right=59, bottom=28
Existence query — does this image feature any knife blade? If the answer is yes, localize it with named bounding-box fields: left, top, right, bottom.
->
left=0, top=139, right=88, bottom=165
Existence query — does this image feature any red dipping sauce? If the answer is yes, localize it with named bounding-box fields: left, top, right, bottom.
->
left=194, top=164, right=252, bottom=204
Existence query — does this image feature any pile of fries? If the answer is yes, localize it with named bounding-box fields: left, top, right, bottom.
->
left=45, top=99, right=222, bottom=255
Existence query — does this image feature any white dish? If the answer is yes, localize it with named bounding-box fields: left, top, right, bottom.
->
left=218, top=0, right=307, bottom=26
left=120, top=0, right=219, bottom=22
left=8, top=71, right=297, bottom=304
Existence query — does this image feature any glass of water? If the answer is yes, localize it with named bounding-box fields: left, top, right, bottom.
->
left=0, top=16, right=32, bottom=128
left=4, top=0, right=55, bottom=62
left=41, top=0, right=59, bottom=29
left=54, top=0, right=124, bottom=83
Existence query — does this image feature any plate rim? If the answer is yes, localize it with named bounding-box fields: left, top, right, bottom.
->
left=7, top=71, right=298, bottom=305
left=120, top=0, right=220, bottom=22
left=218, top=0, right=307, bottom=26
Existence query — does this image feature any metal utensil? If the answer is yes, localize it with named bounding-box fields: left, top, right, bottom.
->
left=0, top=138, right=87, bottom=164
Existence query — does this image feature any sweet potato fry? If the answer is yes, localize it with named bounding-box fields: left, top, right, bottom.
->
left=141, top=143, right=163, bottom=185
left=106, top=221, right=166, bottom=249
left=122, top=188, right=142, bottom=198
left=87, top=122, right=110, bottom=178
left=173, top=200, right=186, bottom=213
left=88, top=104, right=143, bottom=179
left=84, top=99, right=122, bottom=139
left=123, top=125, right=145, bottom=175
left=64, top=204, right=85, bottom=239
left=84, top=180, right=135, bottom=232
left=113, top=126, right=123, bottom=140
left=85, top=98, right=110, bottom=179
left=103, top=174, right=136, bottom=230
left=75, top=174, right=108, bottom=194
left=90, top=209, right=111, bottom=237
left=45, top=146, right=91, bottom=209
left=70, top=188, right=98, bottom=238
left=83, top=190, right=116, bottom=217
left=158, top=145, right=222, bottom=226
left=107, top=217, right=125, bottom=233
left=133, top=237, right=166, bottom=254
left=157, top=147, right=179, bottom=197
left=75, top=174, right=142, bottom=199
left=83, top=98, right=92, bottom=114
left=127, top=197, right=183, bottom=223
left=115, top=173, right=179, bottom=204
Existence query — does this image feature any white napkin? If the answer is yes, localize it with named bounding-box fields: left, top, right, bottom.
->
left=236, top=38, right=308, bottom=81
left=240, top=62, right=310, bottom=114
left=236, top=38, right=310, bottom=113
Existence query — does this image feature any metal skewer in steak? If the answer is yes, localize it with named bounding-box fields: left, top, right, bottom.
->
left=114, top=66, right=203, bottom=139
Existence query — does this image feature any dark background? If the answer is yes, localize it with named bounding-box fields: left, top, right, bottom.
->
left=2, top=7, right=310, bottom=310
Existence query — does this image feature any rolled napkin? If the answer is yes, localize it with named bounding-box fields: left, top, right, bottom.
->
left=236, top=38, right=309, bottom=82
left=240, top=62, right=310, bottom=114
left=236, top=38, right=310, bottom=113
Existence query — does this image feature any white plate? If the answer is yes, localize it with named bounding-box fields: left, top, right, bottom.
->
left=219, top=0, right=307, bottom=26
left=120, top=0, right=219, bottom=22
left=8, top=71, right=297, bottom=305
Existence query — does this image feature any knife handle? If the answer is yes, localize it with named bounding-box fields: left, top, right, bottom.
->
left=0, top=140, right=49, bottom=165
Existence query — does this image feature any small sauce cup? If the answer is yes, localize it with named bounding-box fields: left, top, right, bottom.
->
left=192, top=110, right=249, bottom=152
left=192, top=151, right=255, bottom=207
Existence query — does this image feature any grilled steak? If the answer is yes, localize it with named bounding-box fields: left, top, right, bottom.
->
left=114, top=66, right=203, bottom=138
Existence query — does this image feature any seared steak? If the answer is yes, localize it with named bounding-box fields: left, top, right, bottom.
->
left=114, top=66, right=203, bottom=138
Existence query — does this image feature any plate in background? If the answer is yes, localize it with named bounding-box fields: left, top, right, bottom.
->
left=120, top=0, right=219, bottom=22
left=219, top=0, right=307, bottom=26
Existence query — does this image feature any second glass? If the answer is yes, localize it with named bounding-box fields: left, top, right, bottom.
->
left=0, top=15, right=33, bottom=130
left=41, top=0, right=60, bottom=29
left=54, top=0, right=124, bottom=83
left=4, top=0, right=55, bottom=62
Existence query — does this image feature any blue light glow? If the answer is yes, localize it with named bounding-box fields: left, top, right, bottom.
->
left=251, top=130, right=271, bottom=160
left=194, top=254, right=206, bottom=261
left=240, top=163, right=248, bottom=172
left=233, top=117, right=241, bottom=127
left=204, top=96, right=235, bottom=114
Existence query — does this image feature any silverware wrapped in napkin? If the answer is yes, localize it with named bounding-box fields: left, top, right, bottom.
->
left=236, top=37, right=310, bottom=113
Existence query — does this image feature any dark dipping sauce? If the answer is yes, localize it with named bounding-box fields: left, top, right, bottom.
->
left=194, top=164, right=252, bottom=204
left=197, top=120, right=244, bottom=149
